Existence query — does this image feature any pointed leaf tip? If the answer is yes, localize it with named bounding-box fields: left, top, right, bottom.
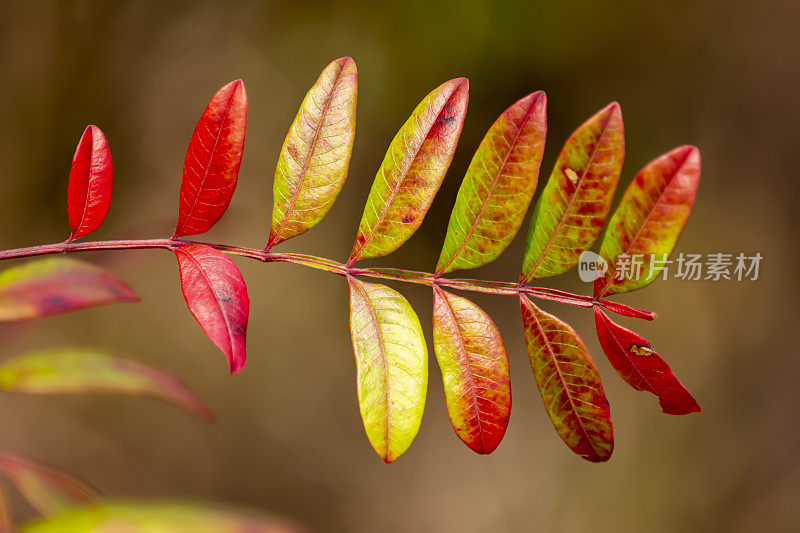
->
left=349, top=78, right=469, bottom=263
left=348, top=278, right=427, bottom=462
left=520, top=296, right=613, bottom=462
left=595, top=144, right=701, bottom=297
left=268, top=57, right=358, bottom=247
left=432, top=287, right=511, bottom=453
left=594, top=307, right=700, bottom=414
left=520, top=102, right=625, bottom=283
left=437, top=90, right=547, bottom=274
left=67, top=125, right=113, bottom=242
left=175, top=245, right=250, bottom=374
left=174, top=80, right=248, bottom=238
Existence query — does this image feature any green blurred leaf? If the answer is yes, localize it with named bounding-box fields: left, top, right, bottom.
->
left=268, top=57, right=358, bottom=247
left=21, top=501, right=306, bottom=533
left=348, top=278, right=427, bottom=462
left=437, top=91, right=547, bottom=274
left=0, top=452, right=101, bottom=517
left=349, top=78, right=469, bottom=263
left=0, top=258, right=138, bottom=322
left=595, top=145, right=701, bottom=296
left=520, top=296, right=613, bottom=462
left=0, top=349, right=215, bottom=422
left=432, top=287, right=510, bottom=454
left=521, top=103, right=624, bottom=282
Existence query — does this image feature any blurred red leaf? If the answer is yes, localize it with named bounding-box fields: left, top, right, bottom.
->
left=66, top=126, right=113, bottom=242
left=174, top=80, right=247, bottom=238
left=0, top=258, right=138, bottom=323
left=175, top=244, right=249, bottom=374
left=0, top=451, right=101, bottom=517
left=594, top=307, right=700, bottom=415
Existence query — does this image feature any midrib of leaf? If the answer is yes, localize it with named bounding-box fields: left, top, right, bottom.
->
left=178, top=249, right=236, bottom=356
left=350, top=88, right=460, bottom=264
left=596, top=148, right=692, bottom=296
left=438, top=99, right=537, bottom=275
left=174, top=86, right=238, bottom=237
left=524, top=297, right=602, bottom=459
left=352, top=279, right=391, bottom=454
left=269, top=66, right=344, bottom=248
left=521, top=112, right=614, bottom=284
left=437, top=288, right=487, bottom=451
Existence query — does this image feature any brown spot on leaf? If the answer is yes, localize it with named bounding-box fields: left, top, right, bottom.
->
left=564, top=168, right=580, bottom=186
left=628, top=344, right=655, bottom=356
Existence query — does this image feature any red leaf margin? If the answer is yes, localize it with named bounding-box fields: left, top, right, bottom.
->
left=67, top=125, right=113, bottom=242
left=594, top=307, right=700, bottom=415
left=175, top=244, right=249, bottom=374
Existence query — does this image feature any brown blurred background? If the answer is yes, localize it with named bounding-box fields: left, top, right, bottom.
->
left=0, top=1, right=798, bottom=531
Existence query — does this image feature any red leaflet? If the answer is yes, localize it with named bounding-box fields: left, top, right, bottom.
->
left=174, top=244, right=249, bottom=374
left=67, top=126, right=113, bottom=242
left=594, top=307, right=700, bottom=415
left=174, top=80, right=248, bottom=238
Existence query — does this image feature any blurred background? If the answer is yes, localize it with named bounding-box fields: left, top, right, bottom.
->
left=0, top=1, right=797, bottom=531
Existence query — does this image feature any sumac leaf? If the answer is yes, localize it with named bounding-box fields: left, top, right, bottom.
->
left=594, top=307, right=700, bottom=415
left=21, top=502, right=307, bottom=533
left=520, top=103, right=624, bottom=283
left=437, top=91, right=547, bottom=274
left=0, top=452, right=101, bottom=517
left=175, top=244, right=249, bottom=374
left=348, top=278, right=427, bottom=462
left=174, top=80, right=248, bottom=238
left=594, top=145, right=701, bottom=297
left=0, top=349, right=215, bottom=422
left=349, top=78, right=469, bottom=263
left=0, top=258, right=138, bottom=323
left=268, top=57, right=358, bottom=248
left=66, top=126, right=113, bottom=242
left=432, top=287, right=511, bottom=454
left=520, top=295, right=613, bottom=462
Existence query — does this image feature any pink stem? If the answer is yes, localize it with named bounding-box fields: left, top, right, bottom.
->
left=0, top=238, right=656, bottom=319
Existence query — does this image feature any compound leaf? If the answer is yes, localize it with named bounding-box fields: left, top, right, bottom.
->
left=268, top=57, right=358, bottom=248
left=67, top=126, right=113, bottom=242
left=594, top=307, right=700, bottom=414
left=174, top=80, right=247, bottom=238
left=432, top=287, right=511, bottom=454
left=0, top=349, right=215, bottom=422
left=437, top=91, right=547, bottom=274
left=594, top=145, right=701, bottom=297
left=520, top=295, right=613, bottom=462
left=348, top=278, right=427, bottom=462
left=0, top=258, right=138, bottom=323
left=21, top=502, right=306, bottom=533
left=349, top=78, right=469, bottom=263
left=521, top=102, right=624, bottom=283
left=0, top=452, right=101, bottom=517
left=175, top=245, right=249, bottom=374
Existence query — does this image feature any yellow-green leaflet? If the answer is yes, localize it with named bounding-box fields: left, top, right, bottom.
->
left=268, top=57, right=358, bottom=247
left=348, top=278, right=428, bottom=462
